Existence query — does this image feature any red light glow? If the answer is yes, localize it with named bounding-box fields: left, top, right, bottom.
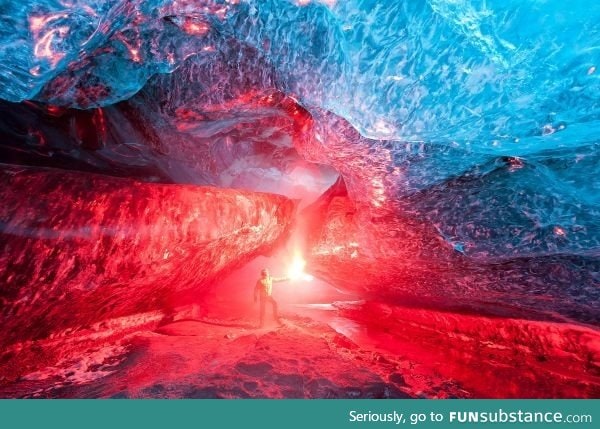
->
left=287, top=252, right=314, bottom=282
left=183, top=20, right=210, bottom=36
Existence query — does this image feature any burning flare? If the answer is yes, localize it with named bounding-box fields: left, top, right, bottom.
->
left=287, top=252, right=314, bottom=282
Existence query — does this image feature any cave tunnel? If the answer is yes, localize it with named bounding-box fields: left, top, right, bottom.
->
left=0, top=0, right=599, bottom=398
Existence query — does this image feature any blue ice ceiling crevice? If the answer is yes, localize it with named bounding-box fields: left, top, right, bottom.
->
left=1, top=0, right=599, bottom=153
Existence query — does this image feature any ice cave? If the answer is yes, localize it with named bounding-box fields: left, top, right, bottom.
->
left=0, top=0, right=599, bottom=398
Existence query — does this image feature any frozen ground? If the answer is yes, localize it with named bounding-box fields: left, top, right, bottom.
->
left=2, top=289, right=598, bottom=399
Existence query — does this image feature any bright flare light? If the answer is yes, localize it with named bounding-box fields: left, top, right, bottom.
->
left=287, top=253, right=314, bottom=281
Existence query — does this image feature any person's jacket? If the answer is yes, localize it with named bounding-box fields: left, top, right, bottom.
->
left=254, top=275, right=288, bottom=299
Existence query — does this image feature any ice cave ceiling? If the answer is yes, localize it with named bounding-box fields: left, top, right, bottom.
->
left=0, top=0, right=599, bottom=351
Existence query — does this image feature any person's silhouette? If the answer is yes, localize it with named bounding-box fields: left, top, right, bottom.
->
left=254, top=268, right=289, bottom=328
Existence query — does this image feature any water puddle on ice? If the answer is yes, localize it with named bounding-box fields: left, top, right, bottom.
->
left=288, top=302, right=368, bottom=342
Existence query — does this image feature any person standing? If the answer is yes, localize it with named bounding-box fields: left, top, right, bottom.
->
left=254, top=268, right=289, bottom=328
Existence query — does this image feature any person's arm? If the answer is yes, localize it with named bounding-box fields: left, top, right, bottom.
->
left=272, top=276, right=290, bottom=283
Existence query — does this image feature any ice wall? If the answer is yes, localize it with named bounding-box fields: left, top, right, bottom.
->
left=0, top=0, right=598, bottom=328
left=0, top=164, right=295, bottom=347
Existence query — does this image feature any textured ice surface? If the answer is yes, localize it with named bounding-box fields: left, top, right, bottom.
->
left=1, top=1, right=599, bottom=246
left=0, top=165, right=295, bottom=347
left=2, top=0, right=599, bottom=147
left=0, top=1, right=598, bottom=341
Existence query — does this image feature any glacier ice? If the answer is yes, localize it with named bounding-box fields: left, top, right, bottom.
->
left=0, top=0, right=598, bottom=338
